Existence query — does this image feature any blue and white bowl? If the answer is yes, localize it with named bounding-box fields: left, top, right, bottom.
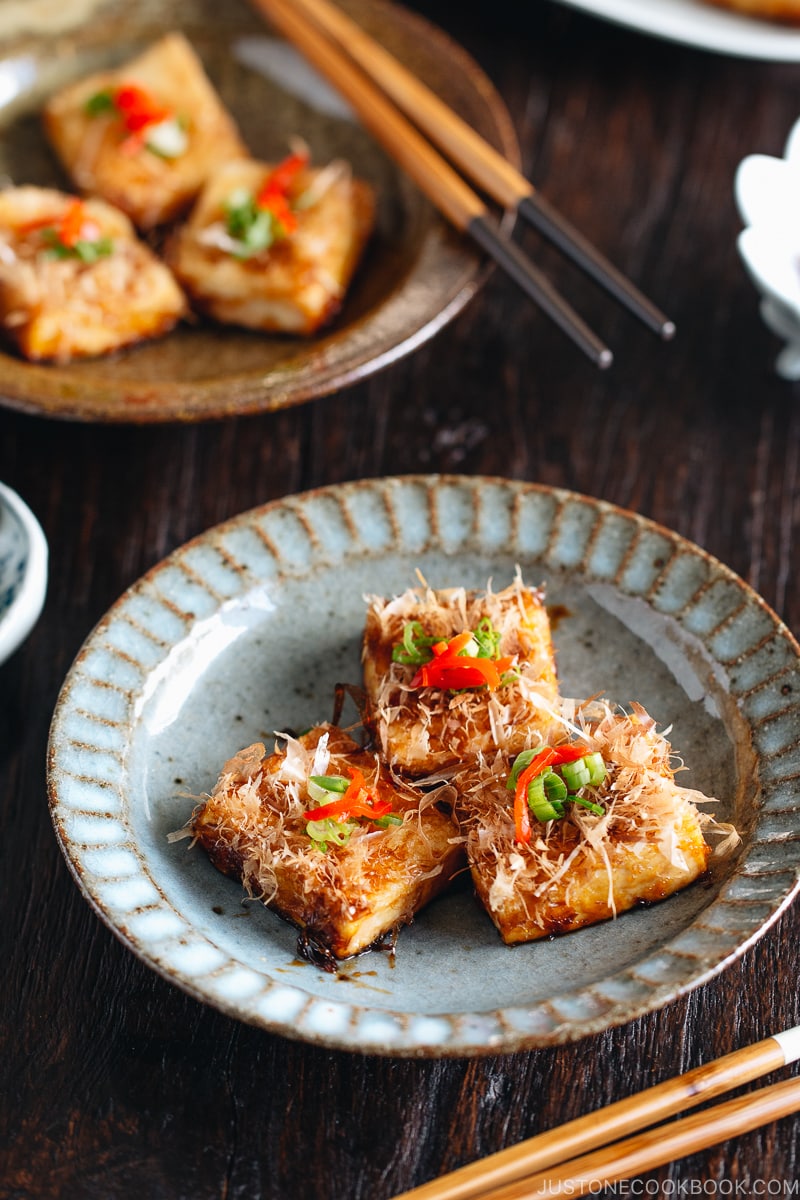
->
left=0, top=482, right=48, bottom=665
left=736, top=117, right=800, bottom=380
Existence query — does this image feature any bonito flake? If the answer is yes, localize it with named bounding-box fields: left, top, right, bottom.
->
left=362, top=573, right=560, bottom=776
left=456, top=702, right=739, bottom=944
left=178, top=725, right=463, bottom=962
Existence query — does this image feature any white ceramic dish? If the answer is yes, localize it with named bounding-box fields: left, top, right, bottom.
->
left=0, top=481, right=48, bottom=665
left=47, top=477, right=800, bottom=1057
left=736, top=116, right=800, bottom=380
left=553, top=0, right=800, bottom=59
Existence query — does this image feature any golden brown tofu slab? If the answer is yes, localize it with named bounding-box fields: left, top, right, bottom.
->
left=0, top=186, right=186, bottom=363
left=458, top=704, right=738, bottom=944
left=362, top=575, right=560, bottom=776
left=183, top=725, right=463, bottom=961
left=167, top=156, right=375, bottom=334
left=43, top=32, right=246, bottom=230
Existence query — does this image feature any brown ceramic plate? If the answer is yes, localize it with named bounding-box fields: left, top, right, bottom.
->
left=0, top=0, right=518, bottom=423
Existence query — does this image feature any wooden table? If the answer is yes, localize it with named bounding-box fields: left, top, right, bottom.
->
left=2, top=1, right=799, bottom=1194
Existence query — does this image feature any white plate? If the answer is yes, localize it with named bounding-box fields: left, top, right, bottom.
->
left=0, top=481, right=48, bottom=665
left=553, top=0, right=800, bottom=59
left=735, top=116, right=800, bottom=379
left=47, top=477, right=800, bottom=1056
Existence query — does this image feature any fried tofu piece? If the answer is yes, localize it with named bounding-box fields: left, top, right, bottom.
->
left=43, top=32, right=247, bottom=229
left=362, top=575, right=560, bottom=776
left=167, top=157, right=375, bottom=334
left=185, top=725, right=463, bottom=961
left=0, top=186, right=186, bottom=363
left=458, top=704, right=736, bottom=944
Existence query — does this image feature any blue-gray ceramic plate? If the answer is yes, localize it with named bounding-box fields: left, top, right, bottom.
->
left=47, top=477, right=800, bottom=1056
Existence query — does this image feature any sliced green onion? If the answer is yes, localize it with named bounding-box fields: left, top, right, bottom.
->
left=306, top=817, right=353, bottom=852
left=223, top=192, right=277, bottom=258
left=526, top=773, right=561, bottom=822
left=571, top=795, right=605, bottom=816
left=561, top=758, right=591, bottom=790
left=308, top=774, right=349, bottom=793
left=391, top=620, right=437, bottom=666
left=543, top=771, right=568, bottom=804
left=243, top=210, right=275, bottom=254
left=226, top=187, right=253, bottom=212
left=73, top=237, right=114, bottom=263
left=472, top=616, right=501, bottom=660
left=146, top=117, right=189, bottom=159
left=457, top=636, right=480, bottom=657
left=43, top=231, right=114, bottom=263
left=506, top=747, right=543, bottom=792
left=583, top=752, right=607, bottom=787
left=372, top=814, right=404, bottom=829
left=85, top=89, right=115, bottom=116
left=307, top=774, right=349, bottom=804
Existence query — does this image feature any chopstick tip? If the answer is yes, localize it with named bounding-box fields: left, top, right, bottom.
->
left=661, top=319, right=677, bottom=341
left=598, top=348, right=613, bottom=370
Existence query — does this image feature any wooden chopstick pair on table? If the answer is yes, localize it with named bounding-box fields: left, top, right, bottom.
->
left=388, top=1026, right=800, bottom=1200
left=250, top=0, right=675, bottom=368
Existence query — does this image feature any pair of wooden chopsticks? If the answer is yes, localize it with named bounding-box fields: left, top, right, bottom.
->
left=388, top=1026, right=800, bottom=1200
left=249, top=0, right=675, bottom=368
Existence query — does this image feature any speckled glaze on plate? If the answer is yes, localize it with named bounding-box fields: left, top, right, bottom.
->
left=47, top=477, right=800, bottom=1056
left=0, top=0, right=517, bottom=424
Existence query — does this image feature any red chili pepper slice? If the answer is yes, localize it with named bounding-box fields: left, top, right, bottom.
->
left=410, top=627, right=514, bottom=691
left=253, top=151, right=309, bottom=234
left=417, top=663, right=497, bottom=690
left=58, top=199, right=90, bottom=248
left=113, top=84, right=171, bottom=132
left=304, top=766, right=392, bottom=822
left=436, top=631, right=473, bottom=656
left=259, top=191, right=297, bottom=234
left=257, top=150, right=309, bottom=202
left=412, top=656, right=514, bottom=691
left=16, top=200, right=94, bottom=244
left=18, top=200, right=101, bottom=248
left=513, top=743, right=590, bottom=844
left=514, top=780, right=532, bottom=846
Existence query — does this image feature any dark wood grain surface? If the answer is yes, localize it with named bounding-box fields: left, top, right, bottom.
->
left=2, top=1, right=799, bottom=1196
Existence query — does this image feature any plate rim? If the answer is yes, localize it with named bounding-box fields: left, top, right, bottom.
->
left=47, top=475, right=800, bottom=1056
left=553, top=0, right=800, bottom=59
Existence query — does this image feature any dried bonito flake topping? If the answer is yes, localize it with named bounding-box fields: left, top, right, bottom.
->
left=363, top=571, right=560, bottom=774
left=455, top=700, right=740, bottom=944
left=177, top=725, right=464, bottom=961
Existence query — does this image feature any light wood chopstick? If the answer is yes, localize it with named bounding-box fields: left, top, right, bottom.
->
left=389, top=1026, right=800, bottom=1200
left=250, top=0, right=613, bottom=368
left=267, top=0, right=674, bottom=341
left=476, top=1075, right=800, bottom=1200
